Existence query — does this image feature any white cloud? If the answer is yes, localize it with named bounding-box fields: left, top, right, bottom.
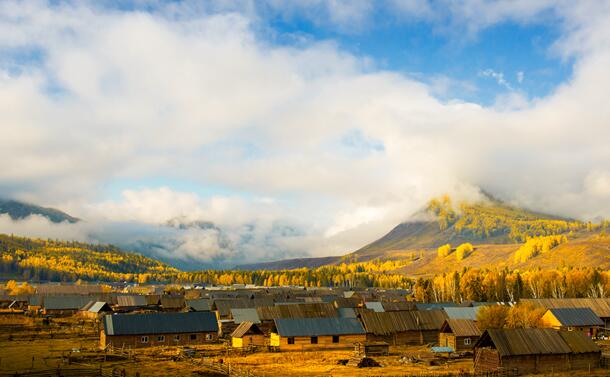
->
left=1, top=2, right=610, bottom=264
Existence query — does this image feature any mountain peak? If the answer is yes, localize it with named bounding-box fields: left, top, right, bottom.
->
left=0, top=199, right=79, bottom=223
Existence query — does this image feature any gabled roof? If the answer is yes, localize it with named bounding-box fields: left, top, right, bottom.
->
left=546, top=308, right=604, bottom=326
left=273, top=317, right=365, bottom=337
left=160, top=296, right=185, bottom=309
left=116, top=295, right=147, bottom=307
left=521, top=298, right=610, bottom=318
left=476, top=328, right=572, bottom=357
left=43, top=295, right=94, bottom=310
left=359, top=310, right=448, bottom=335
left=103, top=311, right=218, bottom=336
left=81, top=301, right=112, bottom=313
left=186, top=298, right=211, bottom=311
left=443, top=307, right=480, bottom=320
left=231, top=322, right=264, bottom=338
left=257, top=303, right=338, bottom=321
left=231, top=308, right=261, bottom=324
left=558, top=331, right=601, bottom=354
left=381, top=301, right=416, bottom=312
left=440, top=319, right=481, bottom=337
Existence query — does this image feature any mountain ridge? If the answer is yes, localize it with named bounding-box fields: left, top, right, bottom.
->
left=0, top=199, right=79, bottom=223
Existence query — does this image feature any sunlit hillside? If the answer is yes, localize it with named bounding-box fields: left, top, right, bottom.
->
left=349, top=195, right=589, bottom=262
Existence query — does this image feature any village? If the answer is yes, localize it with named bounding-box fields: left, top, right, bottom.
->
left=1, top=282, right=610, bottom=376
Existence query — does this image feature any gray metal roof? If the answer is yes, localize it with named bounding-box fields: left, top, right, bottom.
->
left=103, top=311, right=218, bottom=336
left=365, top=302, right=385, bottom=312
left=88, top=302, right=112, bottom=313
left=547, top=307, right=604, bottom=326
left=43, top=295, right=94, bottom=310
left=231, top=308, right=261, bottom=324
left=443, top=307, right=480, bottom=320
left=273, top=317, right=365, bottom=337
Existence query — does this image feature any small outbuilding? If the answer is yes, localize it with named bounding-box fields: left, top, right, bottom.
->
left=79, top=301, right=113, bottom=319
left=439, top=319, right=481, bottom=352
left=231, top=322, right=266, bottom=348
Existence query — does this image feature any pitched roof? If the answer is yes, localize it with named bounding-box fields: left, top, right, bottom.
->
left=231, top=322, right=264, bottom=338
left=257, top=303, right=338, bottom=321
left=186, top=298, right=211, bottom=311
left=86, top=301, right=112, bottom=313
left=160, top=296, right=185, bottom=309
left=558, top=331, right=601, bottom=354
left=338, top=308, right=357, bottom=318
left=520, top=298, right=610, bottom=318
left=359, top=310, right=448, bottom=335
left=231, top=308, right=261, bottom=324
left=116, top=295, right=147, bottom=307
left=381, top=301, right=416, bottom=312
left=213, top=299, right=253, bottom=317
left=273, top=317, right=365, bottom=337
left=440, top=319, right=481, bottom=337
left=103, top=311, right=218, bottom=336
left=443, top=307, right=480, bottom=320
left=43, top=295, right=94, bottom=310
left=546, top=308, right=604, bottom=326
left=478, top=328, right=572, bottom=357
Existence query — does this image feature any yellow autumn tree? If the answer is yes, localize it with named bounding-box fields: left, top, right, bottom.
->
left=455, top=243, right=473, bottom=261
left=437, top=244, right=452, bottom=257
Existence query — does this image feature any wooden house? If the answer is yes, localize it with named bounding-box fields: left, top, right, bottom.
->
left=41, top=295, right=96, bottom=316
left=231, top=322, right=266, bottom=348
left=100, top=311, right=219, bottom=349
left=359, top=310, right=448, bottom=345
left=521, top=298, right=610, bottom=333
left=439, top=319, right=481, bottom=352
left=270, top=317, right=366, bottom=351
left=473, top=328, right=600, bottom=375
left=79, top=301, right=113, bottom=319
left=541, top=307, right=603, bottom=337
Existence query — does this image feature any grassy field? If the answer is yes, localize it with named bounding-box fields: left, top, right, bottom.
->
left=1, top=314, right=609, bottom=376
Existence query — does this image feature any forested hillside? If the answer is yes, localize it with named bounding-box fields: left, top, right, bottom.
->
left=0, top=234, right=178, bottom=282
left=350, top=195, right=591, bottom=261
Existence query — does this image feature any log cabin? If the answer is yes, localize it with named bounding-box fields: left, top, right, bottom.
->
left=540, top=307, right=603, bottom=337
left=359, top=310, right=448, bottom=345
left=231, top=322, right=266, bottom=348
left=100, top=311, right=219, bottom=349
left=473, top=328, right=600, bottom=375
left=439, top=319, right=481, bottom=352
left=270, top=317, right=366, bottom=351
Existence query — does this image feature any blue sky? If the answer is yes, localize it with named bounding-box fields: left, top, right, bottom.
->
left=265, top=8, right=572, bottom=105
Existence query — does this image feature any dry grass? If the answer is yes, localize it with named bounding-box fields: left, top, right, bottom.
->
left=1, top=315, right=609, bottom=376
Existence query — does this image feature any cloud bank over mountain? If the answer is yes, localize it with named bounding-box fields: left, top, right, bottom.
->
left=1, top=1, right=610, bottom=264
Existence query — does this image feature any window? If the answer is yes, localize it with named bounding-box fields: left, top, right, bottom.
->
left=568, top=326, right=574, bottom=331
left=205, top=333, right=213, bottom=340
left=311, top=336, right=318, bottom=344
left=464, top=338, right=471, bottom=345
left=174, top=335, right=181, bottom=342
left=332, top=335, right=340, bottom=343
left=287, top=337, right=295, bottom=344
left=190, top=334, right=197, bottom=341
left=141, top=336, right=149, bottom=343
left=157, top=336, right=165, bottom=342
